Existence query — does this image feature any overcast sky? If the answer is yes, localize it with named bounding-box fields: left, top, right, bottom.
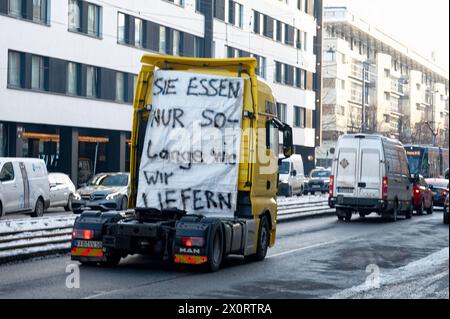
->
left=325, top=0, right=450, bottom=72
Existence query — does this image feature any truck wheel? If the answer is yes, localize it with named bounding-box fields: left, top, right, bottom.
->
left=100, top=254, right=121, bottom=267
left=207, top=225, right=223, bottom=272
left=344, top=211, right=352, bottom=222
left=336, top=209, right=346, bottom=221
left=405, top=202, right=413, bottom=220
left=0, top=202, right=4, bottom=219
left=64, top=195, right=73, bottom=212
left=444, top=213, right=449, bottom=225
left=31, top=198, right=45, bottom=218
left=337, top=216, right=344, bottom=221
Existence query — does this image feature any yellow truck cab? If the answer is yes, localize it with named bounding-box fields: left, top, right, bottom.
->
left=71, top=55, right=293, bottom=271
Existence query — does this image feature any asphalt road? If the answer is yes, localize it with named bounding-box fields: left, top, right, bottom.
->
left=0, top=210, right=448, bottom=299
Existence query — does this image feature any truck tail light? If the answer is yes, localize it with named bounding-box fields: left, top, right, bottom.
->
left=72, top=229, right=94, bottom=240
left=382, top=177, right=388, bottom=200
left=329, top=176, right=334, bottom=198
left=181, top=237, right=205, bottom=248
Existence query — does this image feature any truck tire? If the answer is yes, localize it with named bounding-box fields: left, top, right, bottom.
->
left=100, top=254, right=122, bottom=267
left=31, top=198, right=45, bottom=218
left=0, top=202, right=3, bottom=218
left=444, top=213, right=449, bottom=225
left=344, top=211, right=352, bottom=222
left=251, top=215, right=270, bottom=262
left=405, top=202, right=413, bottom=220
left=206, top=225, right=223, bottom=272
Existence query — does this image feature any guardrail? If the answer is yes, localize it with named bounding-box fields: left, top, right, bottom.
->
left=0, top=197, right=333, bottom=264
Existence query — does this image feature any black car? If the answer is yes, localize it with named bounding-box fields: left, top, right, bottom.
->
left=307, top=169, right=331, bottom=195
left=426, top=179, right=449, bottom=207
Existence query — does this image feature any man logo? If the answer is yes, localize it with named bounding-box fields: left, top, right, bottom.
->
left=179, top=247, right=201, bottom=254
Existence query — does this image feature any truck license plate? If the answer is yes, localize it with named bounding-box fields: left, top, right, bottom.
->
left=75, top=240, right=103, bottom=249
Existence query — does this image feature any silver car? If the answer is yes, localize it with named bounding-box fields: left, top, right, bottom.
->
left=72, top=173, right=130, bottom=214
left=48, top=173, right=76, bottom=211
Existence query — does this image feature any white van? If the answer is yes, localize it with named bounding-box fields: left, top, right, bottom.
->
left=278, top=154, right=305, bottom=197
left=0, top=158, right=50, bottom=218
left=328, top=134, right=413, bottom=222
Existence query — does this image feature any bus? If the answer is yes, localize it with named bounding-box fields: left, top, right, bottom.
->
left=404, top=145, right=449, bottom=178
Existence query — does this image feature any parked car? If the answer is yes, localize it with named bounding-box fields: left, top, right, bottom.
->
left=307, top=168, right=331, bottom=195
left=278, top=154, right=305, bottom=197
left=48, top=173, right=76, bottom=211
left=444, top=194, right=449, bottom=225
left=0, top=158, right=50, bottom=218
left=329, top=134, right=413, bottom=222
left=426, top=178, right=449, bottom=208
left=72, top=172, right=130, bottom=214
left=412, top=175, right=434, bottom=215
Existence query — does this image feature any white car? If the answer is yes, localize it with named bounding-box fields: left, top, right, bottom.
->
left=0, top=158, right=50, bottom=218
left=48, top=173, right=76, bottom=211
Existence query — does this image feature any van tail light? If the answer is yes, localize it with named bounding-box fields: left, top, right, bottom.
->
left=414, top=186, right=420, bottom=195
left=329, top=176, right=334, bottom=198
left=382, top=177, right=388, bottom=200
left=445, top=196, right=449, bottom=206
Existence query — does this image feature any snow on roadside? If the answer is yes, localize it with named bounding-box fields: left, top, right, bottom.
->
left=0, top=216, right=76, bottom=234
left=331, top=247, right=449, bottom=299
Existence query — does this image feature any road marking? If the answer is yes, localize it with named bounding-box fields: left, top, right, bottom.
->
left=268, top=239, right=340, bottom=259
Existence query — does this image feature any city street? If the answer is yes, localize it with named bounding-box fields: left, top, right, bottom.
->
left=0, top=210, right=447, bottom=299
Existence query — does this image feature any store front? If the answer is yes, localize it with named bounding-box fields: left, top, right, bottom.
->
left=0, top=122, right=130, bottom=186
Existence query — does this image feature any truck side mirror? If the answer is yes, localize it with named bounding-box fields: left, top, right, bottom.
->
left=283, top=126, right=293, bottom=158
left=292, top=170, right=297, bottom=177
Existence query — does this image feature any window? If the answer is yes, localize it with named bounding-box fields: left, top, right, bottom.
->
left=263, top=14, right=273, bottom=39
left=32, top=0, right=47, bottom=23
left=294, top=106, right=306, bottom=128
left=159, top=26, right=167, bottom=54
left=87, top=3, right=100, bottom=37
left=7, top=51, right=22, bottom=87
left=295, top=68, right=306, bottom=89
left=67, top=62, right=79, bottom=95
left=31, top=55, right=45, bottom=90
left=324, top=50, right=335, bottom=62
left=117, top=13, right=126, bottom=43
left=276, top=20, right=283, bottom=42
left=228, top=1, right=243, bottom=28
left=275, top=62, right=283, bottom=84
left=276, top=103, right=287, bottom=123
left=86, top=66, right=98, bottom=97
left=173, top=30, right=181, bottom=56
left=0, top=162, right=14, bottom=182
left=116, top=72, right=125, bottom=102
left=68, top=0, right=81, bottom=31
left=8, top=0, right=22, bottom=17
left=253, top=11, right=261, bottom=34
left=253, top=54, right=266, bottom=79
left=167, top=0, right=184, bottom=6
left=135, top=18, right=143, bottom=47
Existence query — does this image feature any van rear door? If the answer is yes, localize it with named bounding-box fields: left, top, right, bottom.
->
left=335, top=141, right=358, bottom=197
left=358, top=148, right=381, bottom=199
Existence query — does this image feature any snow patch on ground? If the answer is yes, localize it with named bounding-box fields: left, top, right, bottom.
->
left=331, top=247, right=449, bottom=299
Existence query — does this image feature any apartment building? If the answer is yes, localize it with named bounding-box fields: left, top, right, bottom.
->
left=0, top=0, right=323, bottom=184
left=317, top=6, right=449, bottom=167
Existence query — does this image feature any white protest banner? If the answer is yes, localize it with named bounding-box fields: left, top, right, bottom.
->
left=136, top=70, right=245, bottom=218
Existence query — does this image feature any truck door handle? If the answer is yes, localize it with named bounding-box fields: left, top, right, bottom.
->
left=358, top=183, right=366, bottom=188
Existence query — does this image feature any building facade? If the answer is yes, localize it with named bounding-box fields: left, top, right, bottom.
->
left=317, top=6, right=449, bottom=168
left=0, top=0, right=323, bottom=185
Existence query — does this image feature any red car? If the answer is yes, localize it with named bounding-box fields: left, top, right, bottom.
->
left=412, top=175, right=434, bottom=215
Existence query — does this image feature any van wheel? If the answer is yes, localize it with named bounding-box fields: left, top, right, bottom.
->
left=31, top=198, right=45, bottom=218
left=390, top=202, right=398, bottom=222
left=64, top=195, right=73, bottom=212
left=0, top=202, right=4, bottom=218
left=417, top=200, right=425, bottom=215
left=120, top=196, right=128, bottom=210
left=426, top=203, right=433, bottom=215
left=207, top=225, right=223, bottom=272
left=405, top=202, right=413, bottom=219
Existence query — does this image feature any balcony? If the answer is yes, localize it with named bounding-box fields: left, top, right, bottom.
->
left=391, top=80, right=404, bottom=95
